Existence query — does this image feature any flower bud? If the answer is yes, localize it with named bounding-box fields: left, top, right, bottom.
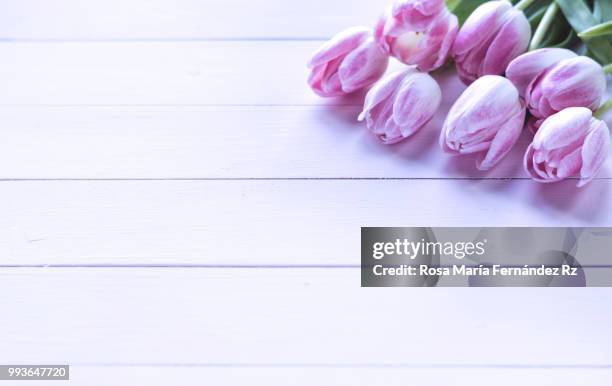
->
left=440, top=75, right=526, bottom=170
left=524, top=107, right=610, bottom=187
left=525, top=56, right=606, bottom=131
left=358, top=68, right=441, bottom=144
left=308, top=27, right=389, bottom=97
left=506, top=48, right=577, bottom=98
left=452, top=0, right=530, bottom=84
left=375, top=0, right=458, bottom=71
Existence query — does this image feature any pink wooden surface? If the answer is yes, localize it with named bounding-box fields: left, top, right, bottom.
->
left=0, top=1, right=610, bottom=384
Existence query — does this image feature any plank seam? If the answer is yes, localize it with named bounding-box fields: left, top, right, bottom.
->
left=0, top=264, right=360, bottom=268
left=61, top=363, right=612, bottom=369
left=0, top=104, right=361, bottom=107
left=0, top=177, right=606, bottom=181
left=1, top=264, right=612, bottom=269
left=0, top=37, right=330, bottom=43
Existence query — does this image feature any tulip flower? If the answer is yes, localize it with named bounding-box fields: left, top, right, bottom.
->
left=506, top=48, right=577, bottom=98
left=375, top=0, right=458, bottom=71
left=524, top=107, right=610, bottom=187
left=307, top=27, right=389, bottom=97
left=524, top=56, right=606, bottom=132
left=452, top=0, right=531, bottom=84
left=358, top=67, right=441, bottom=144
left=440, top=75, right=526, bottom=170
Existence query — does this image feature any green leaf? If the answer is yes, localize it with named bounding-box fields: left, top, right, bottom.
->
left=445, top=0, right=489, bottom=25
left=528, top=7, right=547, bottom=31
left=556, top=0, right=597, bottom=31
left=522, top=0, right=554, bottom=18
left=540, top=21, right=572, bottom=48
left=594, top=0, right=612, bottom=22
left=594, top=1, right=602, bottom=21
left=551, top=29, right=578, bottom=48
left=445, top=0, right=461, bottom=10
left=579, top=21, right=612, bottom=37
left=556, top=0, right=612, bottom=64
left=530, top=3, right=558, bottom=49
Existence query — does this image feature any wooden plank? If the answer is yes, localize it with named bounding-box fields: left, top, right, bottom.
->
left=0, top=41, right=413, bottom=106
left=0, top=40, right=608, bottom=111
left=5, top=105, right=600, bottom=179
left=0, top=60, right=607, bottom=179
left=0, top=180, right=609, bottom=264
left=0, top=269, right=611, bottom=366
left=0, top=0, right=381, bottom=40
left=18, top=366, right=612, bottom=386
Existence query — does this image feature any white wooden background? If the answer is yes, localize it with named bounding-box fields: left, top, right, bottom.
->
left=0, top=0, right=611, bottom=384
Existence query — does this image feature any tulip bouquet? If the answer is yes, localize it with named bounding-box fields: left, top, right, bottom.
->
left=307, top=0, right=612, bottom=187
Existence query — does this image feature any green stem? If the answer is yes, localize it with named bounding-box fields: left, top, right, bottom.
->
left=514, top=0, right=537, bottom=11
left=595, top=99, right=612, bottom=119
left=604, top=63, right=612, bottom=75
left=529, top=3, right=558, bottom=51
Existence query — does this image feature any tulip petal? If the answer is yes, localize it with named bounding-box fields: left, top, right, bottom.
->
left=476, top=104, right=525, bottom=170
left=392, top=0, right=445, bottom=18
left=320, top=70, right=342, bottom=95
left=358, top=69, right=415, bottom=121
left=449, top=76, right=519, bottom=137
left=532, top=151, right=559, bottom=181
left=534, top=107, right=592, bottom=150
left=525, top=68, right=548, bottom=116
left=307, top=60, right=346, bottom=97
left=452, top=0, right=511, bottom=56
left=379, top=1, right=460, bottom=70
left=307, top=64, right=326, bottom=94
left=374, top=13, right=392, bottom=52
left=506, top=48, right=577, bottom=98
left=524, top=144, right=546, bottom=182
left=458, top=36, right=493, bottom=83
left=411, top=10, right=458, bottom=71
left=456, top=140, right=492, bottom=154
left=441, top=75, right=523, bottom=158
left=369, top=98, right=395, bottom=132
left=482, top=8, right=531, bottom=77
left=543, top=57, right=606, bottom=113
left=339, top=37, right=389, bottom=93
left=556, top=147, right=583, bottom=179
left=308, top=27, right=370, bottom=68
left=578, top=119, right=610, bottom=187
left=392, top=72, right=441, bottom=136
left=378, top=121, right=405, bottom=144
left=384, top=11, right=410, bottom=38
left=392, top=1, right=442, bottom=30
left=432, top=12, right=458, bottom=70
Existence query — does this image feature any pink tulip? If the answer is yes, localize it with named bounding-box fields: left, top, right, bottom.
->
left=375, top=0, right=458, bottom=71
left=525, top=56, right=606, bottom=132
left=452, top=0, right=531, bottom=84
left=307, top=27, right=389, bottom=97
left=506, top=48, right=577, bottom=98
left=440, top=75, right=526, bottom=170
left=524, top=107, right=610, bottom=187
left=358, top=68, right=441, bottom=144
